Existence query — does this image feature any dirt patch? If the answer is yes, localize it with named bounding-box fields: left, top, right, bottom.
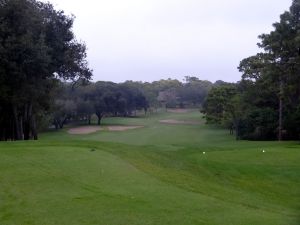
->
left=160, top=119, right=201, bottom=125
left=68, top=125, right=143, bottom=134
left=167, top=109, right=189, bottom=113
left=107, top=125, right=144, bottom=131
left=68, top=126, right=103, bottom=134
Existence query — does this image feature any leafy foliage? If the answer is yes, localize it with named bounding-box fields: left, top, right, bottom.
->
left=0, top=0, right=91, bottom=140
left=204, top=0, right=300, bottom=140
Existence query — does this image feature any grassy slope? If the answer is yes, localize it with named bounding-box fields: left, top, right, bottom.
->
left=0, top=110, right=299, bottom=225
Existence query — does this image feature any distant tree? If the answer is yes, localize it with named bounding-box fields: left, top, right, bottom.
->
left=180, top=77, right=212, bottom=107
left=157, top=89, right=178, bottom=109
left=119, top=82, right=149, bottom=114
left=50, top=82, right=75, bottom=129
left=117, top=78, right=211, bottom=111
left=91, top=82, right=116, bottom=125
left=53, top=99, right=77, bottom=129
left=203, top=83, right=237, bottom=125
left=74, top=84, right=94, bottom=124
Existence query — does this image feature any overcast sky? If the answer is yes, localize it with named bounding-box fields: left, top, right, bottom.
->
left=45, top=0, right=291, bottom=83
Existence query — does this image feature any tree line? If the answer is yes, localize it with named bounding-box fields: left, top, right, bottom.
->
left=203, top=0, right=300, bottom=140
left=51, top=81, right=149, bottom=129
left=50, top=77, right=214, bottom=130
left=123, top=77, right=213, bottom=109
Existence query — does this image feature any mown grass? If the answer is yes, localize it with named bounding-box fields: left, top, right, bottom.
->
left=0, top=110, right=299, bottom=225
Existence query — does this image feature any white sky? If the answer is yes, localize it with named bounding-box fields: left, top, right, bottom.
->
left=45, top=0, right=291, bottom=83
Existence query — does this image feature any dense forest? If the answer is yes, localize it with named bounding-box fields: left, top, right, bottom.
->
left=203, top=0, right=300, bottom=140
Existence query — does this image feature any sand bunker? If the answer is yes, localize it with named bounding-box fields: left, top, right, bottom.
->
left=68, top=126, right=103, bottom=134
left=107, top=125, right=143, bottom=131
left=68, top=125, right=143, bottom=134
left=167, top=109, right=189, bottom=113
left=160, top=119, right=201, bottom=125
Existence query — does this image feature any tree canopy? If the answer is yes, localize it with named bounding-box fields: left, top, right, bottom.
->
left=0, top=0, right=91, bottom=140
left=204, top=0, right=300, bottom=140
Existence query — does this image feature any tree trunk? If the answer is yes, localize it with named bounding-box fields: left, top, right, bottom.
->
left=88, top=115, right=91, bottom=125
left=31, top=115, right=38, bottom=140
left=97, top=115, right=102, bottom=125
left=229, top=124, right=234, bottom=135
left=54, top=120, right=59, bottom=129
left=12, top=106, right=23, bottom=140
left=59, top=116, right=68, bottom=129
left=96, top=113, right=103, bottom=125
left=23, top=103, right=33, bottom=140
left=279, top=98, right=283, bottom=141
left=19, top=116, right=23, bottom=140
left=278, top=80, right=283, bottom=141
left=234, top=119, right=240, bottom=140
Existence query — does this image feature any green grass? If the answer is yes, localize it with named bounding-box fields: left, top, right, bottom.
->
left=0, top=110, right=300, bottom=225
